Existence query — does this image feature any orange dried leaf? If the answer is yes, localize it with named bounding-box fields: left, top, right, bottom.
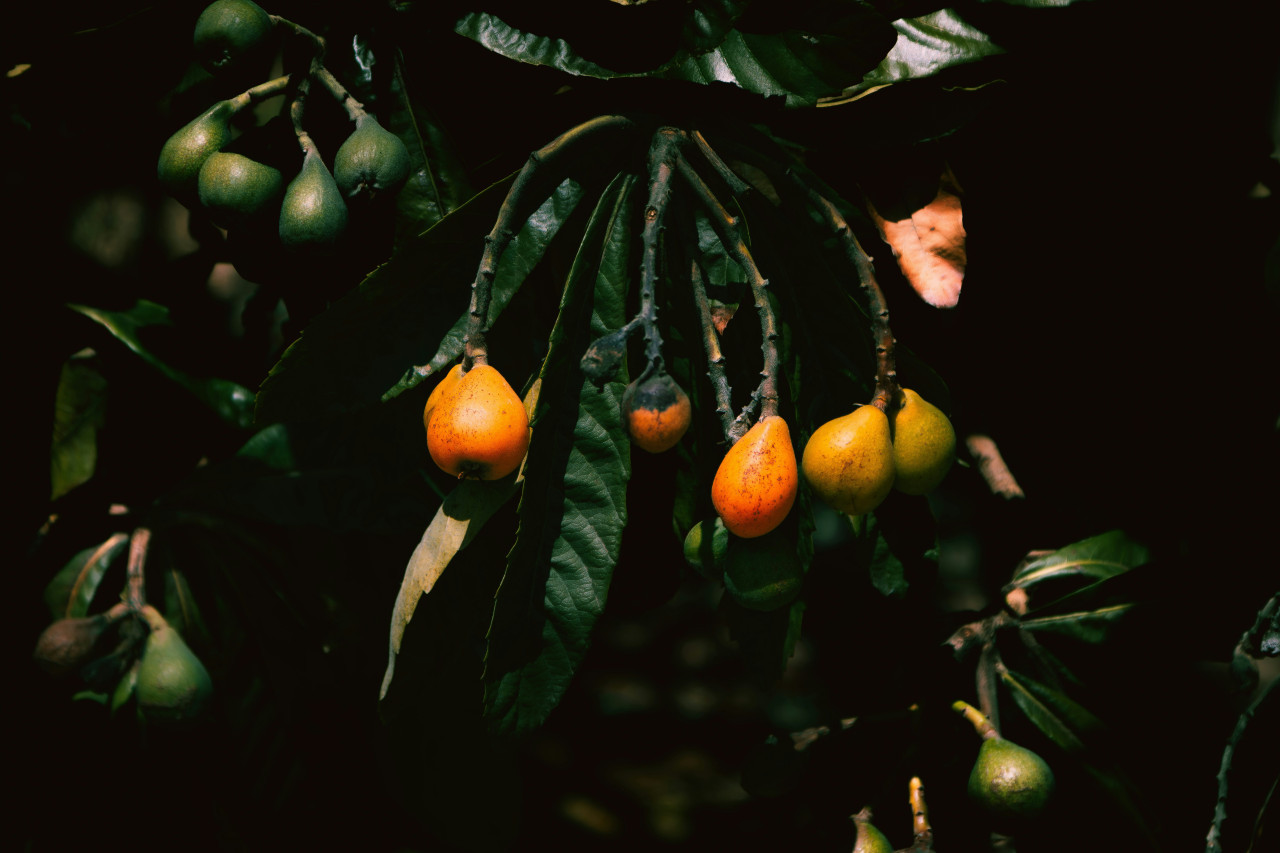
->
left=869, top=170, right=966, bottom=308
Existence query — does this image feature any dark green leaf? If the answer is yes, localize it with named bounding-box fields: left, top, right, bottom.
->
left=68, top=301, right=255, bottom=430
left=163, top=567, right=210, bottom=647
left=1020, top=603, right=1135, bottom=643
left=1000, top=668, right=1088, bottom=751
left=43, top=533, right=129, bottom=620
left=484, top=174, right=636, bottom=734
left=1012, top=529, right=1150, bottom=588
left=844, top=9, right=1006, bottom=98
left=723, top=596, right=806, bottom=685
left=50, top=348, right=106, bottom=500
left=256, top=175, right=585, bottom=423
left=857, top=512, right=910, bottom=598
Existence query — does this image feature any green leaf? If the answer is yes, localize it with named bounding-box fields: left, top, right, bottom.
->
left=484, top=174, right=636, bottom=734
left=455, top=6, right=898, bottom=106
left=1000, top=668, right=1086, bottom=752
left=863, top=512, right=910, bottom=598
left=1012, top=529, right=1149, bottom=588
left=846, top=9, right=1007, bottom=98
left=163, top=567, right=210, bottom=647
left=68, top=301, right=255, bottom=430
left=44, top=533, right=129, bottom=620
left=1020, top=603, right=1136, bottom=643
left=380, top=477, right=522, bottom=701
left=255, top=176, right=585, bottom=423
left=50, top=348, right=107, bottom=500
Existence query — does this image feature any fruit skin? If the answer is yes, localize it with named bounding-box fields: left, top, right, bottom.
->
left=722, top=530, right=803, bottom=611
left=852, top=818, right=893, bottom=853
left=197, top=151, right=283, bottom=227
left=682, top=517, right=729, bottom=580
left=33, top=615, right=109, bottom=677
left=890, top=388, right=956, bottom=495
left=333, top=115, right=411, bottom=199
left=279, top=148, right=348, bottom=249
left=967, top=737, right=1055, bottom=822
left=622, top=371, right=691, bottom=453
left=711, top=415, right=798, bottom=539
left=157, top=100, right=235, bottom=203
left=193, top=0, right=274, bottom=74
left=427, top=364, right=530, bottom=481
left=801, top=405, right=895, bottom=516
left=135, top=608, right=213, bottom=723
left=422, top=363, right=464, bottom=431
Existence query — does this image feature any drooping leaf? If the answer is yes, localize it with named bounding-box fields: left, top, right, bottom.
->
left=484, top=174, right=636, bottom=735
left=50, top=348, right=107, bottom=500
left=455, top=6, right=898, bottom=106
left=68, top=301, right=255, bottom=430
left=843, top=9, right=1007, bottom=98
left=867, top=167, right=966, bottom=308
left=380, top=476, right=522, bottom=701
left=255, top=176, right=584, bottom=423
left=163, top=567, right=210, bottom=647
left=855, top=511, right=910, bottom=598
left=43, top=533, right=129, bottom=620
left=1019, top=603, right=1136, bottom=643
left=1012, top=529, right=1149, bottom=590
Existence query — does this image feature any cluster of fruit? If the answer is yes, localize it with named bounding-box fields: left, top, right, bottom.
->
left=156, top=0, right=410, bottom=258
left=34, top=601, right=213, bottom=723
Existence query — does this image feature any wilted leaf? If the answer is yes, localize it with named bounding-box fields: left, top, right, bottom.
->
left=68, top=301, right=255, bottom=430
left=50, top=348, right=107, bottom=500
left=380, top=477, right=522, bottom=701
left=484, top=175, right=635, bottom=734
left=44, top=533, right=129, bottom=620
left=867, top=167, right=965, bottom=307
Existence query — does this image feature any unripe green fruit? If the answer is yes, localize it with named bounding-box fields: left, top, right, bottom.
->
left=193, top=0, right=274, bottom=74
left=333, top=115, right=411, bottom=199
left=198, top=151, right=283, bottom=226
left=157, top=100, right=235, bottom=203
left=967, top=737, right=1055, bottom=822
left=682, top=517, right=729, bottom=580
left=852, top=817, right=893, bottom=853
left=890, top=388, right=956, bottom=495
left=722, top=530, right=803, bottom=611
left=279, top=149, right=348, bottom=249
left=136, top=613, right=212, bottom=723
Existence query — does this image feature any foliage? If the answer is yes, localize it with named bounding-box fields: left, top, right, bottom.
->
left=12, top=1, right=1278, bottom=851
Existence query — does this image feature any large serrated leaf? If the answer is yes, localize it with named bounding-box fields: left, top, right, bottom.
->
left=50, top=349, right=106, bottom=500
left=1012, top=529, right=1149, bottom=588
left=483, top=174, right=636, bottom=735
left=68, top=301, right=255, bottom=430
left=255, top=176, right=584, bottom=423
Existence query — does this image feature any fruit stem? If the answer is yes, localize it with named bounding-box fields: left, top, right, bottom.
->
left=953, top=699, right=1002, bottom=740
left=689, top=258, right=737, bottom=441
left=977, top=640, right=1002, bottom=734
left=311, top=63, right=366, bottom=122
left=798, top=183, right=899, bottom=411
left=270, top=15, right=325, bottom=53
left=909, top=776, right=935, bottom=849
left=688, top=130, right=753, bottom=198
left=226, top=74, right=293, bottom=115
left=636, top=129, right=681, bottom=380
left=125, top=527, right=152, bottom=614
left=676, top=150, right=780, bottom=438
left=463, top=115, right=640, bottom=370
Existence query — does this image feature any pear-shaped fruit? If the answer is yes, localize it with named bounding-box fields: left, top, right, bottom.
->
left=157, top=100, right=235, bottom=203
left=722, top=529, right=803, bottom=611
left=198, top=151, right=283, bottom=226
left=333, top=115, right=411, bottom=199
left=193, top=0, right=274, bottom=74
left=801, top=405, right=895, bottom=516
left=890, top=388, right=956, bottom=495
left=135, top=608, right=212, bottom=723
left=427, top=364, right=530, bottom=480
left=712, top=415, right=798, bottom=539
left=423, top=363, right=464, bottom=432
left=967, top=737, right=1055, bottom=822
left=279, top=148, right=348, bottom=249
left=33, top=615, right=110, bottom=677
left=682, top=517, right=729, bottom=580
left=622, top=371, right=691, bottom=453
left=852, top=815, right=893, bottom=853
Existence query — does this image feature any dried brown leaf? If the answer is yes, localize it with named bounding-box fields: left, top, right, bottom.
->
left=869, top=169, right=966, bottom=308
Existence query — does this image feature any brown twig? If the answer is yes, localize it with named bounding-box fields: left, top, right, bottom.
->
left=966, top=435, right=1026, bottom=499
left=689, top=259, right=736, bottom=440
left=125, top=527, right=152, bottom=614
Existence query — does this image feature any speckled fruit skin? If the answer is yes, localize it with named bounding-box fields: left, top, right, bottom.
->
left=801, top=405, right=895, bottom=516
left=622, top=372, right=691, bottom=453
left=193, top=0, right=274, bottom=74
left=711, top=416, right=797, bottom=539
left=427, top=365, right=530, bottom=480
left=198, top=151, right=283, bottom=226
left=279, top=149, right=348, bottom=248
left=422, top=363, right=464, bottom=431
left=890, top=388, right=956, bottom=495
left=333, top=115, right=411, bottom=198
left=968, top=737, right=1055, bottom=822
left=157, top=100, right=235, bottom=203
